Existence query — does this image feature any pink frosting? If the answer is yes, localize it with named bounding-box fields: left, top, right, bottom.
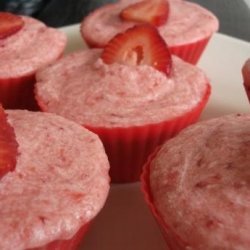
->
left=0, top=110, right=110, bottom=250
left=0, top=16, right=67, bottom=78
left=150, top=114, right=250, bottom=249
left=81, top=0, right=219, bottom=47
left=35, top=49, right=209, bottom=127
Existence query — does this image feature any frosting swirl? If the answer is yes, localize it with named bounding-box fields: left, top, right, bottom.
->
left=36, top=49, right=209, bottom=127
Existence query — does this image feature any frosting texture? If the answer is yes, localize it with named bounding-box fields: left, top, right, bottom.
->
left=0, top=16, right=66, bottom=78
left=0, top=110, right=110, bottom=250
left=36, top=49, right=209, bottom=127
left=150, top=114, right=250, bottom=249
left=81, top=0, right=219, bottom=47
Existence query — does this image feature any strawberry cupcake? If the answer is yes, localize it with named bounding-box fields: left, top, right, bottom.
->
left=0, top=106, right=110, bottom=250
left=0, top=12, right=67, bottom=110
left=35, top=25, right=211, bottom=183
left=141, top=114, right=250, bottom=249
left=81, top=0, right=219, bottom=64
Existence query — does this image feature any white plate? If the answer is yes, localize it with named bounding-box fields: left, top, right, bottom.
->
left=60, top=24, right=250, bottom=250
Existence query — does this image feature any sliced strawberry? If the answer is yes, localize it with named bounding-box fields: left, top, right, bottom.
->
left=0, top=12, right=24, bottom=39
left=120, top=0, right=169, bottom=27
left=101, top=25, right=172, bottom=76
left=0, top=105, right=18, bottom=179
left=242, top=59, right=250, bottom=102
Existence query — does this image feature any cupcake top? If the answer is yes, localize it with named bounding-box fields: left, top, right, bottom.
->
left=0, top=110, right=110, bottom=250
left=0, top=15, right=66, bottom=78
left=149, top=114, right=250, bottom=249
left=81, top=0, right=219, bottom=47
left=35, top=48, right=209, bottom=127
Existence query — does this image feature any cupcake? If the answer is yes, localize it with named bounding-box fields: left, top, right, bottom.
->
left=0, top=12, right=67, bottom=110
left=81, top=0, right=219, bottom=64
left=0, top=107, right=110, bottom=250
left=35, top=25, right=211, bottom=183
left=141, top=114, right=250, bottom=249
left=242, top=58, right=250, bottom=102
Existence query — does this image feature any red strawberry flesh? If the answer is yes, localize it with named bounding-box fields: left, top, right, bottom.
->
left=0, top=12, right=24, bottom=39
left=242, top=59, right=250, bottom=103
left=120, top=0, right=169, bottom=27
left=0, top=105, right=18, bottom=179
left=101, top=24, right=172, bottom=76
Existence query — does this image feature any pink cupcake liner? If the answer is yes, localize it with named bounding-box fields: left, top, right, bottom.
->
left=169, top=36, right=211, bottom=65
left=84, top=83, right=211, bottom=183
left=0, top=75, right=40, bottom=110
left=32, top=222, right=91, bottom=250
left=141, top=149, right=188, bottom=249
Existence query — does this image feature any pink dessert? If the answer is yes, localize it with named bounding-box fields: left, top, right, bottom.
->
left=242, top=58, right=250, bottom=102
left=0, top=110, right=110, bottom=250
left=35, top=49, right=209, bottom=127
left=142, top=114, right=250, bottom=249
left=81, top=0, right=219, bottom=64
left=0, top=12, right=67, bottom=110
left=35, top=31, right=210, bottom=183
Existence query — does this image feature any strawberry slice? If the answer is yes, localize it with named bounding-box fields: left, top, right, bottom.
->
left=0, top=12, right=24, bottom=39
left=101, top=25, right=172, bottom=76
left=242, top=59, right=250, bottom=102
left=120, top=0, right=169, bottom=27
left=0, top=105, right=18, bottom=179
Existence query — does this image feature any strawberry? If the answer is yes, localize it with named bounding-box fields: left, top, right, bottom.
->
left=0, top=105, right=18, bottom=179
left=120, top=0, right=169, bottom=27
left=101, top=25, right=172, bottom=76
left=0, top=12, right=24, bottom=39
left=242, top=59, right=250, bottom=103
